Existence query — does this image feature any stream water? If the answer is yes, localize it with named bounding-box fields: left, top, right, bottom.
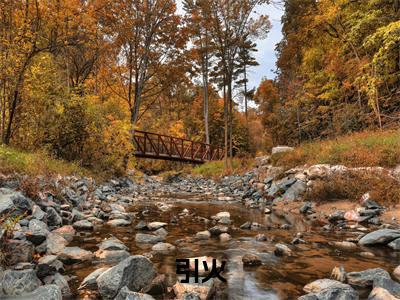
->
left=66, top=193, right=399, bottom=299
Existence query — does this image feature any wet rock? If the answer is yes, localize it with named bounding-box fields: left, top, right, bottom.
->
left=240, top=221, right=251, bottom=230
left=186, top=256, right=222, bottom=276
left=37, top=255, right=64, bottom=278
left=147, top=222, right=167, bottom=231
left=98, top=237, right=127, bottom=251
left=95, top=249, right=130, bottom=263
left=328, top=211, right=345, bottom=222
left=360, top=251, right=375, bottom=258
left=255, top=234, right=267, bottom=241
left=195, top=231, right=211, bottom=240
left=72, top=220, right=93, bottom=230
left=368, top=287, right=399, bottom=300
left=330, top=241, right=358, bottom=250
left=135, top=221, right=148, bottom=230
left=78, top=267, right=109, bottom=290
left=2, top=269, right=42, bottom=295
left=242, top=253, right=262, bottom=266
left=358, top=229, right=400, bottom=246
left=347, top=268, right=390, bottom=287
left=331, top=266, right=346, bottom=283
left=172, top=279, right=216, bottom=300
left=58, top=246, right=93, bottom=264
left=43, top=273, right=71, bottom=297
left=107, top=219, right=131, bottom=227
left=388, top=238, right=400, bottom=250
left=135, top=233, right=164, bottom=244
left=46, top=232, right=68, bottom=255
left=4, top=240, right=34, bottom=265
left=303, top=279, right=352, bottom=294
left=274, top=243, right=292, bottom=257
left=152, top=243, right=176, bottom=255
left=96, top=255, right=156, bottom=299
left=208, top=225, right=229, bottom=236
left=46, top=207, right=62, bottom=227
left=51, top=225, right=75, bottom=243
left=299, top=286, right=358, bottom=300
left=219, top=233, right=232, bottom=242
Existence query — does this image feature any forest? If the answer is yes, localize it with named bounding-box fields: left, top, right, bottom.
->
left=0, top=0, right=399, bottom=175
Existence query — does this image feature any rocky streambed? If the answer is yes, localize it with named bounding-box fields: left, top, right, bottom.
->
left=1, top=157, right=400, bottom=299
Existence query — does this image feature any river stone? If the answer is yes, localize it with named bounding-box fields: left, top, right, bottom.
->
left=147, top=222, right=167, bottom=231
left=215, top=212, right=230, bottom=219
left=373, top=277, right=400, bottom=297
left=369, top=287, right=399, bottom=300
left=72, top=220, right=93, bottom=230
left=2, top=269, right=42, bottom=295
left=172, top=279, right=216, bottom=300
left=31, top=205, right=46, bottom=221
left=142, top=274, right=167, bottom=296
left=388, top=238, right=400, bottom=250
left=219, top=233, right=232, bottom=242
left=0, top=189, right=32, bottom=216
left=37, top=255, right=64, bottom=278
left=0, top=284, right=62, bottom=300
left=96, top=255, right=156, bottom=299
left=274, top=243, right=292, bottom=256
left=52, top=225, right=75, bottom=243
left=78, top=267, right=109, bottom=290
left=299, top=286, right=358, bottom=300
left=154, top=227, right=168, bottom=237
left=358, top=229, right=400, bottom=246
left=151, top=243, right=176, bottom=255
left=114, top=286, right=155, bottom=300
left=304, top=279, right=352, bottom=293
left=347, top=268, right=390, bottom=287
left=393, top=266, right=400, bottom=282
left=330, top=241, right=358, bottom=250
left=46, top=207, right=62, bottom=227
left=242, top=253, right=262, bottom=266
left=208, top=225, right=229, bottom=236
left=4, top=240, right=34, bottom=265
left=135, top=221, right=148, bottom=230
left=26, top=219, right=49, bottom=245
left=43, top=273, right=70, bottom=297
left=256, top=234, right=267, bottom=241
left=98, top=237, right=127, bottom=251
left=195, top=231, right=211, bottom=240
left=107, top=219, right=131, bottom=227
left=46, top=232, right=68, bottom=255
left=95, top=249, right=130, bottom=263
left=135, top=233, right=164, bottom=244
left=58, top=246, right=93, bottom=264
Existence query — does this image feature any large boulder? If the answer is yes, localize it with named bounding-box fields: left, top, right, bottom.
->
left=358, top=229, right=400, bottom=246
left=347, top=268, right=390, bottom=287
left=2, top=269, right=42, bottom=295
left=96, top=255, right=156, bottom=299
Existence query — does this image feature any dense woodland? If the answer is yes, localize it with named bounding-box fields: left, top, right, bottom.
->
left=0, top=0, right=399, bottom=174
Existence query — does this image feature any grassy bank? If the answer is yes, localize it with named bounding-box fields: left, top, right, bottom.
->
left=271, top=130, right=400, bottom=169
left=0, top=145, right=90, bottom=178
left=190, top=157, right=255, bottom=179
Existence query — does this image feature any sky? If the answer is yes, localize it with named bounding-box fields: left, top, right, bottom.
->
left=176, top=2, right=284, bottom=91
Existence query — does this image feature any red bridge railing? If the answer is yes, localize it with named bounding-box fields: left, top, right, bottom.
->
left=133, top=130, right=224, bottom=163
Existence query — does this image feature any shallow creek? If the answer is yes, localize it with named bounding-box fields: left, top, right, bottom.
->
left=67, top=194, right=400, bottom=299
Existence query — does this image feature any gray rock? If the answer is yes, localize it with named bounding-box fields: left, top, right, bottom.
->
left=58, top=246, right=93, bottom=264
left=0, top=284, right=62, bottom=300
left=304, top=279, right=352, bottom=294
left=114, top=286, right=155, bottom=300
left=195, top=231, right=211, bottom=240
left=388, top=238, right=400, bottom=250
left=46, top=232, right=68, bottom=255
left=153, top=227, right=168, bottom=237
left=31, top=205, right=46, bottom=221
left=368, top=287, right=399, bottom=300
left=135, top=221, right=147, bottom=230
left=281, top=180, right=307, bottom=201
left=2, top=269, right=41, bottom=295
left=51, top=225, right=75, bottom=243
left=72, top=220, right=93, bottom=230
left=373, top=277, right=400, bottom=297
left=78, top=267, right=109, bottom=290
left=274, top=243, right=292, bottom=257
left=26, top=219, right=49, bottom=245
left=95, top=249, right=130, bottom=263
left=151, top=243, right=176, bottom=255
left=107, top=219, right=131, bottom=227
left=96, top=255, right=156, bottom=299
left=37, top=255, right=64, bottom=279
left=43, top=273, right=71, bottom=297
left=147, top=222, right=167, bottom=231
left=135, top=233, right=164, bottom=244
left=299, top=286, right=358, bottom=300
left=71, top=208, right=86, bottom=222
left=208, top=225, right=229, bottom=236
left=46, top=207, right=62, bottom=227
left=98, top=237, right=127, bottom=251
left=4, top=240, right=34, bottom=265
left=358, top=229, right=400, bottom=246
left=347, top=268, right=390, bottom=287
left=0, top=189, right=32, bottom=216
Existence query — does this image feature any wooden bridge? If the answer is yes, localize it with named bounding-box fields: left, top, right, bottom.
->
left=133, top=130, right=224, bottom=163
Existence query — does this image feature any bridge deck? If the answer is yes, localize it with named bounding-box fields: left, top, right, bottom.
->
left=133, top=130, right=223, bottom=163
